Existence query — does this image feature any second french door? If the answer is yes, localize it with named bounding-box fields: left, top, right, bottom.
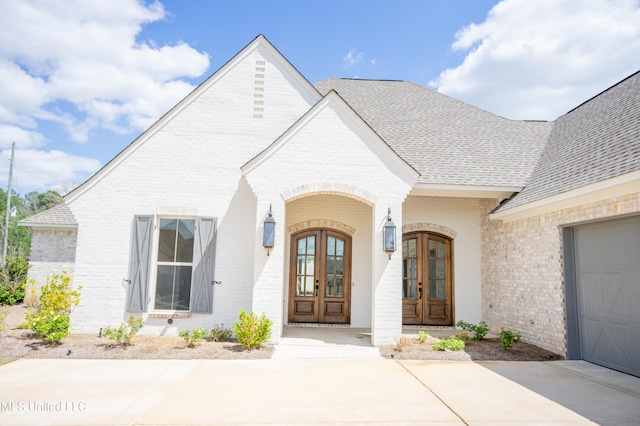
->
left=402, top=232, right=453, bottom=325
left=288, top=229, right=351, bottom=324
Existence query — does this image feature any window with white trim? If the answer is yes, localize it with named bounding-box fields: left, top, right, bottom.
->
left=154, top=218, right=195, bottom=311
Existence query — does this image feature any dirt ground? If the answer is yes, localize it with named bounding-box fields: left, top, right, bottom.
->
left=379, top=334, right=564, bottom=361
left=1, top=304, right=563, bottom=362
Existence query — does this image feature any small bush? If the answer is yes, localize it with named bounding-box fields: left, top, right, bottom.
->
left=233, top=310, right=272, bottom=350
left=416, top=331, right=429, bottom=343
left=454, top=332, right=470, bottom=341
left=179, top=328, right=208, bottom=348
left=24, top=272, right=81, bottom=343
left=0, top=305, right=10, bottom=335
left=432, top=336, right=465, bottom=351
left=499, top=328, right=522, bottom=349
left=209, top=324, right=232, bottom=342
left=456, top=320, right=489, bottom=341
left=103, top=315, right=144, bottom=346
left=394, top=336, right=411, bottom=352
left=0, top=257, right=29, bottom=305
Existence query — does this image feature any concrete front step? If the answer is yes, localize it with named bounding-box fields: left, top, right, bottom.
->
left=273, top=326, right=382, bottom=359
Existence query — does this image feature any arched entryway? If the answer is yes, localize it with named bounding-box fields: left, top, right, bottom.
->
left=288, top=228, right=352, bottom=324
left=402, top=232, right=454, bottom=325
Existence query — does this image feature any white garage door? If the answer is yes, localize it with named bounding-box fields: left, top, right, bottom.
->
left=574, top=216, right=640, bottom=376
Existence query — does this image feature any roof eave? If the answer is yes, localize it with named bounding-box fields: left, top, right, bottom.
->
left=490, top=169, right=640, bottom=222
left=18, top=222, right=78, bottom=229
left=411, top=184, right=521, bottom=199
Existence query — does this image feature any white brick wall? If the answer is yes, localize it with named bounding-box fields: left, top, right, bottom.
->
left=65, top=42, right=318, bottom=334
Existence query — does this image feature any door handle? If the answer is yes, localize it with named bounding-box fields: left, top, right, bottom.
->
left=418, top=282, right=422, bottom=300
left=315, top=280, right=319, bottom=297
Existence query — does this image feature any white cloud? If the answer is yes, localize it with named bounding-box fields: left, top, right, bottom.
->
left=0, top=0, right=210, bottom=143
left=0, top=125, right=47, bottom=150
left=343, top=48, right=365, bottom=67
left=0, top=148, right=102, bottom=193
left=430, top=0, right=640, bottom=120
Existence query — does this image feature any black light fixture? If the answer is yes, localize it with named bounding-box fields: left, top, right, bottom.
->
left=263, top=204, right=275, bottom=255
left=383, top=208, right=396, bottom=259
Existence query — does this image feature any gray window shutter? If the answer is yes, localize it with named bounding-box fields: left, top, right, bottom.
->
left=191, top=216, right=217, bottom=314
left=126, top=215, right=154, bottom=312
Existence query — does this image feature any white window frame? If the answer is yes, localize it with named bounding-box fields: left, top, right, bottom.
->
left=150, top=216, right=196, bottom=312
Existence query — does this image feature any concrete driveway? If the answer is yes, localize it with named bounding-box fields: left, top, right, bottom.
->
left=1, top=358, right=640, bottom=425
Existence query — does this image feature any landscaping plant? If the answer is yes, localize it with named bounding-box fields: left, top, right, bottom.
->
left=103, top=315, right=145, bottom=345
left=499, top=328, right=522, bottom=349
left=454, top=332, right=470, bottom=341
left=0, top=305, right=9, bottom=335
left=233, top=310, right=272, bottom=350
left=25, top=272, right=81, bottom=343
left=179, top=328, right=208, bottom=347
left=394, top=336, right=411, bottom=352
left=209, top=324, right=233, bottom=342
left=416, top=330, right=429, bottom=343
left=432, top=336, right=465, bottom=351
left=456, top=320, right=489, bottom=341
left=0, top=257, right=29, bottom=305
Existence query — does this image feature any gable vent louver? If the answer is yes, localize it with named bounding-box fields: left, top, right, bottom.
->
left=253, top=60, right=265, bottom=119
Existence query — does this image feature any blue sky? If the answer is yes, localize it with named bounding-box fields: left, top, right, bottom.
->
left=1, top=0, right=639, bottom=194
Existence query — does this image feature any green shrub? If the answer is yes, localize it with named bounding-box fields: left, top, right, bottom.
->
left=233, top=310, right=272, bottom=350
left=456, top=320, right=489, bottom=341
left=25, top=272, right=81, bottom=343
left=209, top=324, right=233, bottom=342
left=432, top=336, right=465, bottom=351
left=0, top=257, right=29, bottom=305
left=499, top=328, right=522, bottom=349
left=103, top=315, right=144, bottom=345
left=179, top=328, right=208, bottom=347
left=416, top=330, right=429, bottom=343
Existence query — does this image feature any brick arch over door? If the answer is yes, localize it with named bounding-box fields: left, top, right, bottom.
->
left=403, top=223, right=458, bottom=240
left=282, top=182, right=377, bottom=206
left=288, top=219, right=355, bottom=236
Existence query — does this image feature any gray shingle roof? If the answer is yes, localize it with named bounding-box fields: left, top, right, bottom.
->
left=496, top=70, right=640, bottom=212
left=314, top=79, right=553, bottom=187
left=19, top=203, right=77, bottom=228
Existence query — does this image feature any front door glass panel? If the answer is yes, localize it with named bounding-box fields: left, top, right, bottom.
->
left=326, top=236, right=346, bottom=297
left=428, top=239, right=447, bottom=300
left=296, top=236, right=316, bottom=296
left=402, top=238, right=418, bottom=298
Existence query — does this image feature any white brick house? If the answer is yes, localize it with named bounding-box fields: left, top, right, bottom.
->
left=21, top=35, right=640, bottom=374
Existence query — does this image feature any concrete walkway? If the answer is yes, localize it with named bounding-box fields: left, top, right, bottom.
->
left=273, top=326, right=382, bottom=359
left=1, top=358, right=640, bottom=425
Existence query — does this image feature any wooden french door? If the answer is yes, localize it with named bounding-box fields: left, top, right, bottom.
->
left=289, top=229, right=351, bottom=324
left=402, top=232, right=453, bottom=325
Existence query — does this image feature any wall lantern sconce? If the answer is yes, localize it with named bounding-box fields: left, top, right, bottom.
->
left=263, top=204, right=275, bottom=255
left=383, top=208, right=396, bottom=259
